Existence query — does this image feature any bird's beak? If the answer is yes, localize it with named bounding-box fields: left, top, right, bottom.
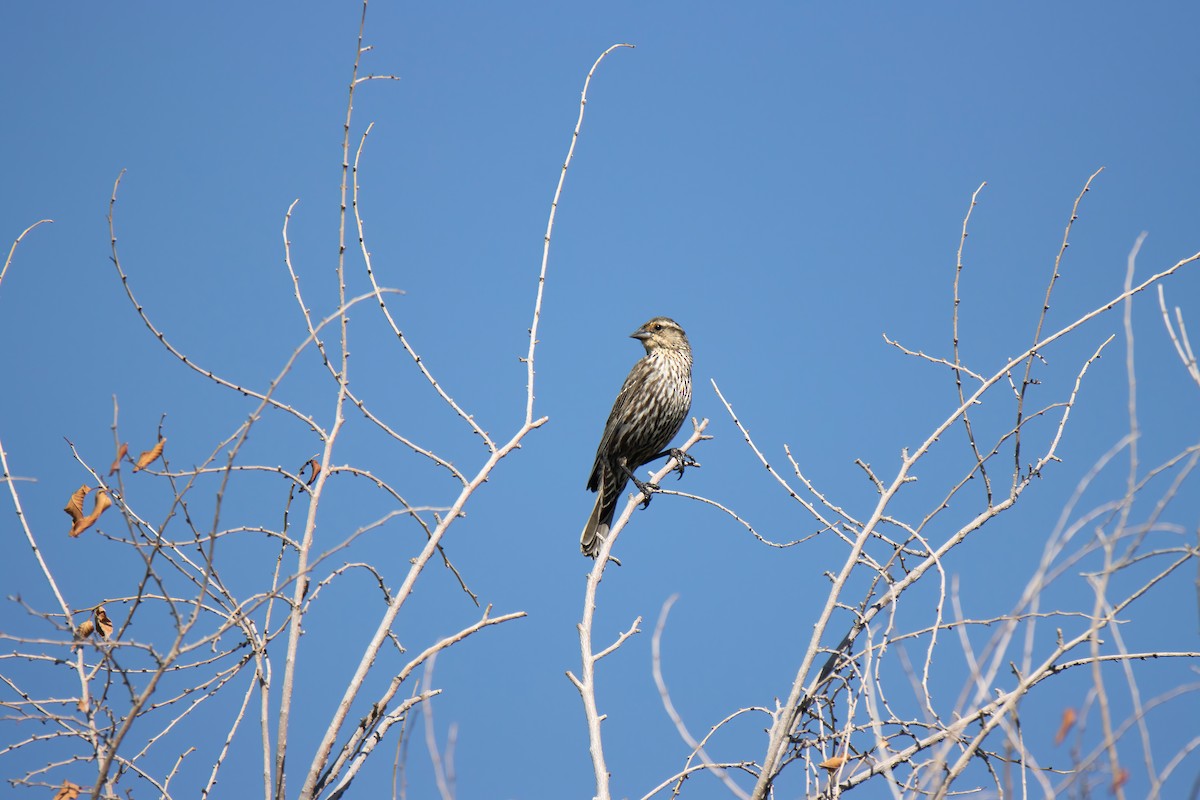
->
left=630, top=330, right=651, bottom=341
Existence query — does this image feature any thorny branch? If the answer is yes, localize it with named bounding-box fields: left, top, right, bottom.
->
left=729, top=177, right=1200, bottom=799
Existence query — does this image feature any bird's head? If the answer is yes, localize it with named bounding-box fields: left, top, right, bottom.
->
left=630, top=317, right=689, bottom=354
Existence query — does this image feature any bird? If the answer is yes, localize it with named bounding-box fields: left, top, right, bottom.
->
left=580, top=316, right=694, bottom=557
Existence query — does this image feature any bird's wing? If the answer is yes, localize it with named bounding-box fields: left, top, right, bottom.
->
left=586, top=355, right=652, bottom=490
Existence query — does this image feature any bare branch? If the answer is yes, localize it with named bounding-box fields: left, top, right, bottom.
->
left=652, top=595, right=750, bottom=799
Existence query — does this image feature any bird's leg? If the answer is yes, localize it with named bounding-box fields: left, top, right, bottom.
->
left=619, top=459, right=658, bottom=508
left=647, top=448, right=700, bottom=480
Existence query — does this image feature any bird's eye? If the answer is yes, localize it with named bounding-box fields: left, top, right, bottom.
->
left=653, top=324, right=663, bottom=332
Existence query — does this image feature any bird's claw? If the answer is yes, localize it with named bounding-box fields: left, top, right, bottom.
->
left=631, top=476, right=660, bottom=508
left=668, top=448, right=700, bottom=480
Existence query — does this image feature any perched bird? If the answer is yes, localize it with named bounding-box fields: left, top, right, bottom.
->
left=581, top=316, right=694, bottom=557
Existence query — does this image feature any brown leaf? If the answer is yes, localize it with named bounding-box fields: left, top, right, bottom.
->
left=74, top=619, right=95, bottom=639
left=819, top=755, right=847, bottom=772
left=53, top=781, right=82, bottom=800
left=1112, top=767, right=1129, bottom=792
left=92, top=490, right=112, bottom=516
left=302, top=457, right=321, bottom=486
left=132, top=437, right=166, bottom=472
left=1054, top=707, right=1076, bottom=746
left=64, top=485, right=91, bottom=525
left=94, top=606, right=113, bottom=640
left=109, top=442, right=129, bottom=475
left=70, top=490, right=112, bottom=537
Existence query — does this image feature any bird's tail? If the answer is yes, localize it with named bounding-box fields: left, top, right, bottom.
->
left=579, top=493, right=608, bottom=558
left=580, top=476, right=625, bottom=558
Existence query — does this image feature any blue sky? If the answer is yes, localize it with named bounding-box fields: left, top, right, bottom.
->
left=3, top=2, right=1200, bottom=798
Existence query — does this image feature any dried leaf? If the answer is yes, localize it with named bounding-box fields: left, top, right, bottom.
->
left=74, top=619, right=95, bottom=639
left=92, top=490, right=112, bottom=516
left=1112, top=767, right=1129, bottom=792
left=53, top=781, right=82, bottom=800
left=70, top=490, right=112, bottom=537
left=301, top=457, right=321, bottom=486
left=132, top=437, right=166, bottom=472
left=64, top=485, right=91, bottom=524
left=76, top=696, right=89, bottom=713
left=94, top=606, right=113, bottom=640
left=1054, top=707, right=1076, bottom=746
left=109, top=442, right=129, bottom=475
left=819, top=755, right=847, bottom=772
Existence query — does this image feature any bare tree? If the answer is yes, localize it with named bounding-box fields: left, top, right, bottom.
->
left=3, top=5, right=1198, bottom=800
left=584, top=178, right=1200, bottom=800
left=1, top=5, right=542, bottom=798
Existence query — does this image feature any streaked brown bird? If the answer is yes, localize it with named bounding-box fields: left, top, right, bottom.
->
left=581, top=316, right=694, bottom=557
